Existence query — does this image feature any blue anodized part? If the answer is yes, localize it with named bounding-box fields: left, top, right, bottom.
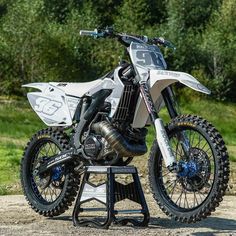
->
left=52, top=166, right=63, bottom=181
left=178, top=160, right=198, bottom=178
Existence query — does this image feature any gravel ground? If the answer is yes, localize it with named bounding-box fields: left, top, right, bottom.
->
left=0, top=195, right=235, bottom=236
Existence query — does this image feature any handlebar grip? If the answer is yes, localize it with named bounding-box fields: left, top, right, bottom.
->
left=79, top=30, right=96, bottom=36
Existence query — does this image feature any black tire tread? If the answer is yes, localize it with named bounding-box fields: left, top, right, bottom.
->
left=20, top=128, right=80, bottom=217
left=148, top=114, right=230, bottom=223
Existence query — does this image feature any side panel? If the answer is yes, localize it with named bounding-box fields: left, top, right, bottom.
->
left=24, top=83, right=79, bottom=126
left=106, top=67, right=124, bottom=117
left=23, top=71, right=124, bottom=125
left=65, top=95, right=81, bottom=119
left=132, top=70, right=210, bottom=128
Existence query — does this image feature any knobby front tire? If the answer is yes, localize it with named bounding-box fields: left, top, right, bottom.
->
left=148, top=115, right=229, bottom=223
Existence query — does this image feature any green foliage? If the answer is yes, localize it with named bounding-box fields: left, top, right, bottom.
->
left=201, top=0, right=236, bottom=101
left=88, top=0, right=122, bottom=27
left=0, top=0, right=46, bottom=95
left=1, top=98, right=236, bottom=194
left=43, top=0, right=80, bottom=23
left=116, top=0, right=152, bottom=32
left=0, top=0, right=234, bottom=101
left=0, top=99, right=42, bottom=194
left=163, top=0, right=222, bottom=71
left=0, top=0, right=102, bottom=95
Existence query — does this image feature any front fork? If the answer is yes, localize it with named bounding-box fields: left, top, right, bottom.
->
left=162, top=86, right=191, bottom=155
left=139, top=82, right=177, bottom=169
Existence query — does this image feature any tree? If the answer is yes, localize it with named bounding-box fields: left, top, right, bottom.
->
left=0, top=0, right=45, bottom=95
left=201, top=0, right=236, bottom=101
left=162, top=0, right=222, bottom=72
left=42, top=0, right=82, bottom=23
left=0, top=0, right=102, bottom=95
left=115, top=0, right=152, bottom=32
left=88, top=0, right=122, bottom=27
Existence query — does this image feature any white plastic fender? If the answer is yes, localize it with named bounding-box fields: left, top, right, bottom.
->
left=22, top=83, right=78, bottom=126
left=131, top=69, right=211, bottom=128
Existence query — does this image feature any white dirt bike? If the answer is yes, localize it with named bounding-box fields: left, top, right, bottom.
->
left=21, top=27, right=229, bottom=223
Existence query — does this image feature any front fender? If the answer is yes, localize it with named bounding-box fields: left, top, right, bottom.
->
left=132, top=70, right=210, bottom=128
left=149, top=70, right=210, bottom=94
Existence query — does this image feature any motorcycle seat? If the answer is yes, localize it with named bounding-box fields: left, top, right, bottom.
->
left=50, top=79, right=102, bottom=98
left=50, top=69, right=114, bottom=98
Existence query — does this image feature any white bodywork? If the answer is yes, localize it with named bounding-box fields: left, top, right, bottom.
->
left=131, top=69, right=210, bottom=128
left=23, top=83, right=80, bottom=126
left=23, top=68, right=209, bottom=128
left=23, top=41, right=210, bottom=130
left=23, top=67, right=124, bottom=126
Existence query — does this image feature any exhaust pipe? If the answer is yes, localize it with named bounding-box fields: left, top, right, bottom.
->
left=92, top=121, right=147, bottom=157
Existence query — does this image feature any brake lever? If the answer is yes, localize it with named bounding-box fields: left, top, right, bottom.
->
left=163, top=39, right=176, bottom=51
left=153, top=37, right=176, bottom=51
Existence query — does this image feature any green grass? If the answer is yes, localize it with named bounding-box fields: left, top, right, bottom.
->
left=0, top=99, right=43, bottom=194
left=180, top=97, right=236, bottom=162
left=0, top=100, right=43, bottom=139
left=180, top=97, right=236, bottom=146
left=0, top=97, right=235, bottom=194
left=146, top=97, right=236, bottom=161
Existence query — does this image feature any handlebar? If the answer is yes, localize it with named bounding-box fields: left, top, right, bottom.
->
left=79, top=27, right=176, bottom=50
left=79, top=29, right=105, bottom=38
left=79, top=30, right=97, bottom=36
left=150, top=37, right=176, bottom=50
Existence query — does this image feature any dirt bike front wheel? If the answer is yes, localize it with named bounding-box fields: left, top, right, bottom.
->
left=148, top=115, right=229, bottom=223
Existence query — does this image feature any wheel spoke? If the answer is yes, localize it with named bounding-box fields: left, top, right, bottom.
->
left=169, top=179, right=178, bottom=198
left=175, top=188, right=184, bottom=205
left=48, top=143, right=54, bottom=156
left=194, top=133, right=202, bottom=148
left=162, top=170, right=171, bottom=178
left=165, top=180, right=177, bottom=191
left=183, top=187, right=189, bottom=208
left=200, top=141, right=209, bottom=152
left=158, top=125, right=216, bottom=211
left=30, top=140, right=64, bottom=203
left=190, top=130, right=196, bottom=147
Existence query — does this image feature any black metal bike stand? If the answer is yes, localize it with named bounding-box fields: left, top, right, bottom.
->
left=72, top=166, right=150, bottom=229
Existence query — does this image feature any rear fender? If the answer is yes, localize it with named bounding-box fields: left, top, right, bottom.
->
left=22, top=83, right=79, bottom=126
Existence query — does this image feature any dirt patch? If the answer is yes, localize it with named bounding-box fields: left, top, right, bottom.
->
left=0, top=195, right=235, bottom=236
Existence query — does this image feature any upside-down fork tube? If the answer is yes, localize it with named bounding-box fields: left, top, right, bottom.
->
left=139, top=82, right=176, bottom=168
left=161, top=87, right=191, bottom=155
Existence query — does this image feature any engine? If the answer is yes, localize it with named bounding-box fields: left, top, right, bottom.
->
left=92, top=121, right=147, bottom=157
left=82, top=120, right=148, bottom=164
left=81, top=65, right=147, bottom=162
left=83, top=133, right=116, bottom=161
left=83, top=135, right=102, bottom=158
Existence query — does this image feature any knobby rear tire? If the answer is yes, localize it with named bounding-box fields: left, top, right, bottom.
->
left=21, top=128, right=80, bottom=217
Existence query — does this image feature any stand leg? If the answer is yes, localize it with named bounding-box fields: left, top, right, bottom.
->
left=72, top=166, right=150, bottom=229
left=132, top=169, right=150, bottom=226
left=72, top=172, right=90, bottom=227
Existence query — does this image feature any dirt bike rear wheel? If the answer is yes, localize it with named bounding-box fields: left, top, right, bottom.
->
left=21, top=128, right=80, bottom=217
left=148, top=115, right=229, bottom=223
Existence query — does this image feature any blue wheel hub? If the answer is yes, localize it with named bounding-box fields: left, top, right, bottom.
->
left=177, top=160, right=198, bottom=178
left=52, top=166, right=63, bottom=181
